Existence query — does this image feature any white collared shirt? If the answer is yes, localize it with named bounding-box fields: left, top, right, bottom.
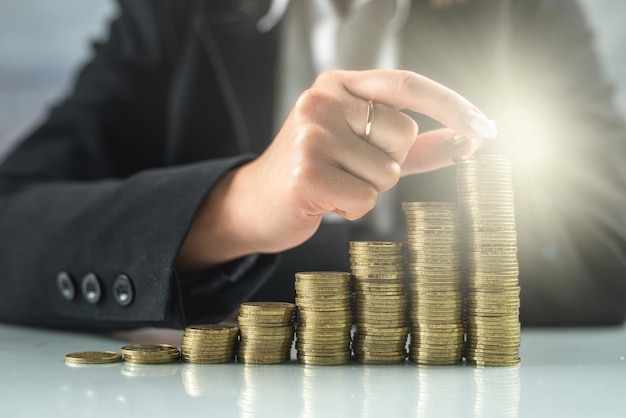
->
left=260, top=0, right=410, bottom=232
left=264, top=0, right=410, bottom=131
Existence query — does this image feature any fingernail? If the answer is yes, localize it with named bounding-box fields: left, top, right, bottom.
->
left=445, top=134, right=468, bottom=149
left=469, top=112, right=498, bottom=139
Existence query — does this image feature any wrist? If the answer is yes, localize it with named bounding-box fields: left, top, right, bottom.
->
left=175, top=166, right=257, bottom=273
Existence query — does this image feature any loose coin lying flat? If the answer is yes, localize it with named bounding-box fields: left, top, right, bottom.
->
left=65, top=351, right=121, bottom=365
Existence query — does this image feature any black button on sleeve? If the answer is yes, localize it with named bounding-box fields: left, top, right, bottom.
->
left=56, top=271, right=75, bottom=301
left=113, top=274, right=134, bottom=306
left=81, top=273, right=102, bottom=304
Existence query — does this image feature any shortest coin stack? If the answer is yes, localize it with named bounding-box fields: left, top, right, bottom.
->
left=121, top=344, right=180, bottom=364
left=295, top=271, right=353, bottom=366
left=65, top=351, right=122, bottom=365
left=181, top=324, right=240, bottom=364
left=238, top=302, right=296, bottom=364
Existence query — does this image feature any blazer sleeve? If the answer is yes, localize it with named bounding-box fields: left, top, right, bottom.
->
left=0, top=0, right=276, bottom=331
left=498, top=0, right=626, bottom=326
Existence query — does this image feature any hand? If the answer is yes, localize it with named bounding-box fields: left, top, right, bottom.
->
left=176, top=70, right=496, bottom=272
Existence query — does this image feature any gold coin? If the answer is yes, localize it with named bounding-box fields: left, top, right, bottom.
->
left=65, top=351, right=122, bottom=365
left=182, top=357, right=234, bottom=364
left=296, top=335, right=352, bottom=344
left=123, top=356, right=179, bottom=365
left=296, top=340, right=351, bottom=349
left=295, top=277, right=351, bottom=285
left=353, top=353, right=406, bottom=365
left=354, top=318, right=407, bottom=327
left=355, top=342, right=407, bottom=350
left=353, top=332, right=408, bottom=342
left=298, top=309, right=353, bottom=318
left=297, top=353, right=352, bottom=366
left=295, top=294, right=352, bottom=301
left=121, top=344, right=178, bottom=353
left=237, top=354, right=291, bottom=364
left=349, top=241, right=403, bottom=247
left=185, top=324, right=240, bottom=333
left=411, top=330, right=465, bottom=339
left=409, top=357, right=462, bottom=365
left=352, top=274, right=406, bottom=281
left=469, top=358, right=521, bottom=367
left=181, top=340, right=237, bottom=348
left=355, top=325, right=409, bottom=334
left=295, top=271, right=351, bottom=279
left=295, top=286, right=351, bottom=295
left=239, top=301, right=296, bottom=315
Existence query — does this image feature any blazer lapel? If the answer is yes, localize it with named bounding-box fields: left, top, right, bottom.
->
left=194, top=0, right=280, bottom=154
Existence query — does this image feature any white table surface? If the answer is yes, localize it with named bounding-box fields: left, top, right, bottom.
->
left=0, top=323, right=625, bottom=418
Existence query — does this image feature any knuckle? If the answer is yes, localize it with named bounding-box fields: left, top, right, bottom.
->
left=293, top=158, right=316, bottom=186
left=294, top=123, right=327, bottom=154
left=294, top=89, right=324, bottom=116
left=373, top=159, right=401, bottom=192
left=393, top=114, right=419, bottom=151
left=314, top=69, right=343, bottom=85
left=382, top=161, right=402, bottom=190
left=344, top=186, right=378, bottom=221
left=406, top=116, right=419, bottom=139
left=294, top=89, right=337, bottom=123
left=361, top=186, right=379, bottom=213
left=388, top=70, right=421, bottom=93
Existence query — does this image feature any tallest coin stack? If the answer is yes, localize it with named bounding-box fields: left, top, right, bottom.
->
left=456, top=154, right=521, bottom=366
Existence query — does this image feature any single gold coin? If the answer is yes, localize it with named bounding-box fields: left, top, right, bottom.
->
left=239, top=302, right=296, bottom=316
left=65, top=351, right=122, bottom=365
left=186, top=324, right=240, bottom=333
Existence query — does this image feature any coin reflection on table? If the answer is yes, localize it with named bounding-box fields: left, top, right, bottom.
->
left=300, top=365, right=353, bottom=417
left=415, top=365, right=467, bottom=417
left=120, top=362, right=179, bottom=378
left=473, top=365, right=521, bottom=418
left=238, top=364, right=300, bottom=418
left=181, top=363, right=241, bottom=398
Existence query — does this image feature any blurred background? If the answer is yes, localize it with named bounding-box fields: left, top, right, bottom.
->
left=0, top=0, right=625, bottom=159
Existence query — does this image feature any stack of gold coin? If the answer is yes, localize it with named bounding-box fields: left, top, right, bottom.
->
left=237, top=301, right=296, bottom=364
left=294, top=271, right=353, bottom=365
left=456, top=154, right=521, bottom=366
left=181, top=324, right=240, bottom=364
left=402, top=202, right=464, bottom=365
left=121, top=344, right=180, bottom=364
left=350, top=241, right=409, bottom=364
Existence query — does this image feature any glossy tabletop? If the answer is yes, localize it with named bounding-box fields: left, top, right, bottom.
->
left=1, top=323, right=625, bottom=417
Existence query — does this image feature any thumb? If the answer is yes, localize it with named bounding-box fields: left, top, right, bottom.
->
left=401, top=128, right=484, bottom=176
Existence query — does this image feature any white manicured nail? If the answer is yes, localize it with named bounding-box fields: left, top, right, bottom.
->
left=469, top=112, right=498, bottom=139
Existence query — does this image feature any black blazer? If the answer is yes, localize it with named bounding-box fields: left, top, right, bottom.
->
left=1, top=0, right=625, bottom=330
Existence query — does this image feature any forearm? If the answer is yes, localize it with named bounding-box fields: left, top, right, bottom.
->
left=0, top=158, right=275, bottom=330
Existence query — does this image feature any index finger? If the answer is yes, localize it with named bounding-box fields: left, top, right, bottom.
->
left=338, top=70, right=498, bottom=140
